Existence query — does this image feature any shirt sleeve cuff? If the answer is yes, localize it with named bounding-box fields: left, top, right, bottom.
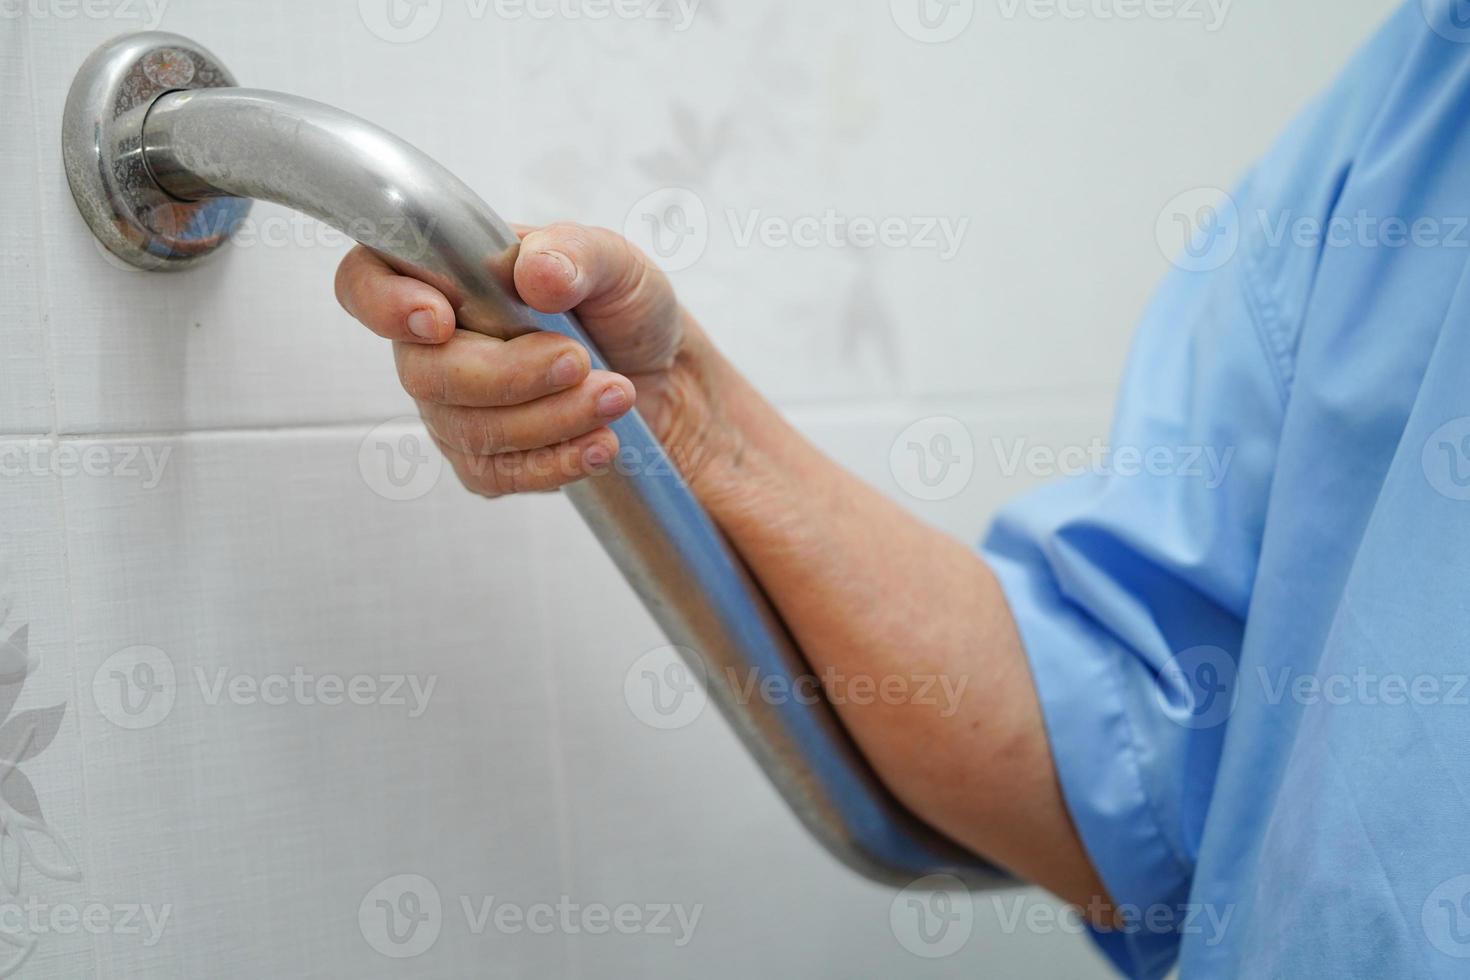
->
left=984, top=541, right=1193, bottom=980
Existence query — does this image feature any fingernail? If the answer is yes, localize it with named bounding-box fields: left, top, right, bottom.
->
left=583, top=443, right=612, bottom=470
left=596, top=385, right=629, bottom=417
left=538, top=250, right=577, bottom=286
left=407, top=309, right=438, bottom=340
left=549, top=353, right=582, bottom=387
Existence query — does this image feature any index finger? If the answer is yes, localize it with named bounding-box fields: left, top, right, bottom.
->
left=334, top=245, right=455, bottom=344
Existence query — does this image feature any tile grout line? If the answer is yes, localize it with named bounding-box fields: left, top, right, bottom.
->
left=0, top=384, right=1116, bottom=444
left=525, top=491, right=582, bottom=980
left=0, top=419, right=414, bottom=443
left=20, top=15, right=106, bottom=980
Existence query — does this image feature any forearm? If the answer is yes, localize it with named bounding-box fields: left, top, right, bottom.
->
left=332, top=219, right=1106, bottom=909
left=677, top=329, right=1108, bottom=911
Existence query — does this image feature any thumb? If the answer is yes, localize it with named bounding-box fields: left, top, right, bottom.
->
left=513, top=222, right=683, bottom=375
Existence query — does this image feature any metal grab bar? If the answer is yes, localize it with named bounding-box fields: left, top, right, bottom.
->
left=63, top=32, right=1005, bottom=888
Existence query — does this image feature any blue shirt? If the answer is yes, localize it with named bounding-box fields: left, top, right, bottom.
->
left=982, top=3, right=1470, bottom=976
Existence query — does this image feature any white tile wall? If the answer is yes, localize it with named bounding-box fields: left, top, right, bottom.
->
left=60, top=431, right=572, bottom=978
left=2, top=26, right=53, bottom=435
left=0, top=457, right=91, bottom=977
left=3, top=0, right=1395, bottom=976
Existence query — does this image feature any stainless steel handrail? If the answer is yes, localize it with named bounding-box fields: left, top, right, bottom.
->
left=63, top=32, right=1005, bottom=888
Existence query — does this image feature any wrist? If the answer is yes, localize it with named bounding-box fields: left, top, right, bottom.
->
left=644, top=318, right=746, bottom=498
left=653, top=322, right=806, bottom=528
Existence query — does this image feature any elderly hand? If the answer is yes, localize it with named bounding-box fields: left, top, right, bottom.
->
left=334, top=222, right=737, bottom=497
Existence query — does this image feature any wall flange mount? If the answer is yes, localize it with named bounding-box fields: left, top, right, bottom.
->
left=63, top=32, right=251, bottom=271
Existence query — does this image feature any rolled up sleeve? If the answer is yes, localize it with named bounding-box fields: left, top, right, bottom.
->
left=981, top=178, right=1290, bottom=978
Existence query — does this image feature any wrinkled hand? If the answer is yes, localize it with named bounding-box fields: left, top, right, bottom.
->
left=335, top=222, right=732, bottom=497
